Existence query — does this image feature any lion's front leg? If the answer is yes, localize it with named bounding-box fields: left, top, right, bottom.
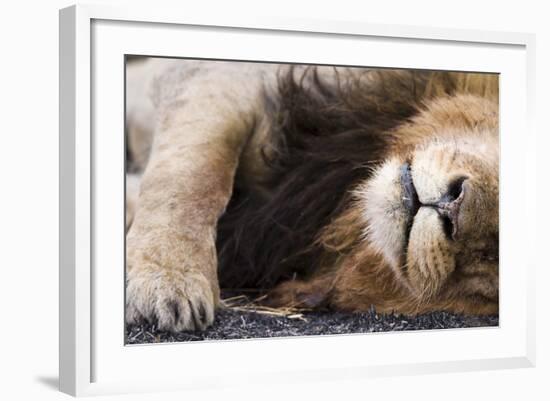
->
left=126, top=73, right=258, bottom=331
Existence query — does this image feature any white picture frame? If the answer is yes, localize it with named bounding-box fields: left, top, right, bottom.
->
left=59, top=4, right=536, bottom=397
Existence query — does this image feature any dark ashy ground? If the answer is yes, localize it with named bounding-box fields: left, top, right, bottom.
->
left=126, top=294, right=498, bottom=344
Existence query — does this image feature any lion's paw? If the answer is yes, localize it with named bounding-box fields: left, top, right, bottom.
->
left=126, top=267, right=215, bottom=332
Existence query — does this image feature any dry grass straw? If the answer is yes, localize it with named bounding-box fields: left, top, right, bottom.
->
left=221, top=293, right=312, bottom=322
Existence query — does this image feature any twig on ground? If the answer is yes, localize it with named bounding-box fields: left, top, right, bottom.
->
left=221, top=293, right=311, bottom=322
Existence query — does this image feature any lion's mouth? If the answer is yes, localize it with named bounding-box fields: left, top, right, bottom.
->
left=399, top=162, right=421, bottom=252
left=400, top=163, right=421, bottom=222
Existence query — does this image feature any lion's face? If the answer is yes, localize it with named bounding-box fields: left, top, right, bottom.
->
left=358, top=128, right=499, bottom=305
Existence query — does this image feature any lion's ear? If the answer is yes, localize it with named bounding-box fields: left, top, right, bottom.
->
left=295, top=290, right=328, bottom=309
left=264, top=276, right=333, bottom=309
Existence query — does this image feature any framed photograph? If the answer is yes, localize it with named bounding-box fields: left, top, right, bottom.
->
left=59, top=4, right=536, bottom=397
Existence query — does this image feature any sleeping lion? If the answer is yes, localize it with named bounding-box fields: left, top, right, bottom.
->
left=125, top=58, right=499, bottom=332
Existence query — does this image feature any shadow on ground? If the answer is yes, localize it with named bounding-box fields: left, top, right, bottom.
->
left=35, top=376, right=58, bottom=391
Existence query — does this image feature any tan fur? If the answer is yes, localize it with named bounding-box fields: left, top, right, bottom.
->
left=126, top=59, right=499, bottom=331
left=126, top=60, right=282, bottom=331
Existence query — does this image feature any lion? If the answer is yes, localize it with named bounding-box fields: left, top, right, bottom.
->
left=125, top=58, right=499, bottom=332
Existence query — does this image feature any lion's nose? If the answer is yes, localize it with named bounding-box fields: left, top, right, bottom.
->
left=435, top=177, right=467, bottom=240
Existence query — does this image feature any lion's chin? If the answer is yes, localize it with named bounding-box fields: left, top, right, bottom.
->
left=355, top=157, right=410, bottom=272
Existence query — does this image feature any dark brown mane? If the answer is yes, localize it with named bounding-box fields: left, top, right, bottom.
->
left=216, top=67, right=457, bottom=289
